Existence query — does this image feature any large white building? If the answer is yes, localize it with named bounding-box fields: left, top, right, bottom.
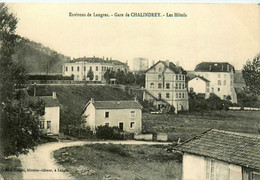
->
left=133, top=57, right=149, bottom=72
left=145, top=60, right=189, bottom=113
left=193, top=62, right=237, bottom=103
left=62, top=57, right=129, bottom=82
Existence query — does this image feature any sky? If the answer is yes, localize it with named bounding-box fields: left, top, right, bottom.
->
left=7, top=3, right=260, bottom=70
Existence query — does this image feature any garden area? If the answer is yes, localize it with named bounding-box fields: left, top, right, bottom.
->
left=53, top=143, right=182, bottom=180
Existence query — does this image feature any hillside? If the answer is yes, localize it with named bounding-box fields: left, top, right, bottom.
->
left=13, top=37, right=70, bottom=74
left=27, top=85, right=134, bottom=130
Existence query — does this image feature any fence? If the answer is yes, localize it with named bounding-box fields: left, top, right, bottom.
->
left=229, top=106, right=260, bottom=111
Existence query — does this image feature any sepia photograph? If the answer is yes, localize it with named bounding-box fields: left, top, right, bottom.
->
left=0, top=2, right=259, bottom=180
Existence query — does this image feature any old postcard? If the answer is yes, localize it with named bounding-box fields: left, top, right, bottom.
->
left=0, top=2, right=259, bottom=180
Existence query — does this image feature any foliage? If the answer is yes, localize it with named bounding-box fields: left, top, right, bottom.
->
left=90, top=143, right=130, bottom=157
left=96, top=125, right=124, bottom=140
left=87, top=68, right=94, bottom=81
left=104, top=69, right=116, bottom=83
left=242, top=54, right=260, bottom=95
left=189, top=93, right=232, bottom=112
left=0, top=3, right=43, bottom=157
left=236, top=90, right=260, bottom=108
left=1, top=98, right=44, bottom=156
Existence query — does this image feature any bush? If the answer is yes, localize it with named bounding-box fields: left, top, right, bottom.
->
left=96, top=126, right=124, bottom=140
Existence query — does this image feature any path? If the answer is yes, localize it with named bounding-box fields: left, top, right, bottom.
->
left=19, top=140, right=171, bottom=179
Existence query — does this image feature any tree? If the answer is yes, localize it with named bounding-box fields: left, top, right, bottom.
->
left=115, top=70, right=126, bottom=84
left=242, top=54, right=260, bottom=95
left=104, top=69, right=115, bottom=83
left=87, top=68, right=94, bottom=81
left=0, top=3, right=42, bottom=157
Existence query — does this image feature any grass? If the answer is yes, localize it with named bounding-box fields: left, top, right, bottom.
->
left=54, top=144, right=182, bottom=180
left=142, top=110, right=260, bottom=142
left=0, top=157, right=23, bottom=180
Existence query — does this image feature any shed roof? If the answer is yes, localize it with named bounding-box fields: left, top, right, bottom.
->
left=175, top=129, right=260, bottom=170
left=92, top=100, right=143, bottom=109
left=195, top=62, right=235, bottom=73
left=30, top=96, right=61, bottom=107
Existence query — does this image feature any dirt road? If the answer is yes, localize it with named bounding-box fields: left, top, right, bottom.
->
left=19, top=140, right=171, bottom=179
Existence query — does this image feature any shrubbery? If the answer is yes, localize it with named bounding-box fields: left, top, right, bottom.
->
left=96, top=125, right=124, bottom=140
left=189, top=93, right=232, bottom=112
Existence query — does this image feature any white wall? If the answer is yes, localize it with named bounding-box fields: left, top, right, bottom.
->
left=188, top=78, right=207, bottom=94
left=182, top=153, right=242, bottom=180
left=44, top=107, right=60, bottom=134
left=84, top=103, right=96, bottom=131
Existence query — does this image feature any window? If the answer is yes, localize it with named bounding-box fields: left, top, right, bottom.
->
left=218, top=80, right=221, bottom=85
left=130, top=111, right=136, bottom=118
left=223, top=80, right=226, bottom=86
left=212, top=87, right=214, bottom=93
left=166, top=93, right=170, bottom=98
left=179, top=83, right=181, bottom=89
left=65, top=66, right=68, bottom=72
left=182, top=75, right=185, bottom=81
left=182, top=93, right=185, bottom=99
left=105, top=123, right=109, bottom=126
left=96, top=66, right=98, bottom=71
left=176, top=93, right=178, bottom=99
left=252, top=172, right=260, bottom=180
left=71, top=66, right=74, bottom=71
left=130, top=122, right=135, bottom=129
left=39, top=121, right=44, bottom=129
left=158, top=93, right=162, bottom=99
left=158, top=83, right=162, bottom=89
left=166, top=83, right=170, bottom=89
left=176, top=83, right=178, bottom=89
left=95, top=75, right=98, bottom=81
left=159, top=68, right=162, bottom=72
left=84, top=66, right=86, bottom=71
left=179, top=93, right=182, bottom=99
left=158, top=74, right=162, bottom=79
left=150, top=83, right=154, bottom=89
left=176, top=75, right=178, bottom=80
left=206, top=159, right=215, bottom=180
left=206, top=88, right=209, bottom=92
left=218, top=74, right=221, bottom=78
left=182, top=83, right=185, bottom=89
left=105, top=112, right=109, bottom=118
left=77, top=66, right=80, bottom=71
left=218, top=88, right=220, bottom=92
left=47, top=121, right=51, bottom=129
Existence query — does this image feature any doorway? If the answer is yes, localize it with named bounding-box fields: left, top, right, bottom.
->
left=119, top=122, right=124, bottom=131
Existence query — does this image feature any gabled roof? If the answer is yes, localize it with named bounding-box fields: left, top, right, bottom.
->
left=189, top=75, right=210, bottom=82
left=71, top=57, right=127, bottom=66
left=30, top=96, right=61, bottom=107
left=195, top=62, right=235, bottom=73
left=145, top=60, right=186, bottom=74
left=175, top=129, right=260, bottom=170
left=92, top=100, right=143, bottom=109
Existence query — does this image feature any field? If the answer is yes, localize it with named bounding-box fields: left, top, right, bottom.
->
left=142, top=110, right=260, bottom=142
left=54, top=144, right=182, bottom=180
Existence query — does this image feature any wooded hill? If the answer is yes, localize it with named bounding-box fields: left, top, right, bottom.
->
left=13, top=36, right=70, bottom=74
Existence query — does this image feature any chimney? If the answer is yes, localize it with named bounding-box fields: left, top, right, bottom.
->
left=52, top=92, right=57, bottom=99
left=166, top=60, right=169, bottom=66
left=90, top=98, right=94, bottom=103
left=33, top=83, right=36, bottom=97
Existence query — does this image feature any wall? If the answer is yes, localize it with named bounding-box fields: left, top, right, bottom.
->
left=183, top=153, right=242, bottom=180
left=145, top=61, right=189, bottom=112
left=84, top=103, right=96, bottom=131
left=194, top=70, right=237, bottom=103
left=94, top=108, right=142, bottom=133
left=44, top=106, right=60, bottom=134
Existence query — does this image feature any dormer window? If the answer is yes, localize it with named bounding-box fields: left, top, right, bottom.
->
left=227, top=65, right=230, bottom=71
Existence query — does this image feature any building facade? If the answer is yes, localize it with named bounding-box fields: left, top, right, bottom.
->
left=30, top=92, right=60, bottom=135
left=194, top=62, right=237, bottom=103
left=145, top=60, right=189, bottom=112
left=83, top=98, right=143, bottom=133
left=62, top=57, right=129, bottom=82
left=133, top=57, right=149, bottom=72
left=176, top=129, right=260, bottom=180
left=188, top=76, right=210, bottom=99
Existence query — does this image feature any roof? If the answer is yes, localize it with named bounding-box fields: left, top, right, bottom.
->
left=175, top=129, right=260, bottom=170
left=145, top=60, right=186, bottom=74
left=189, top=75, right=210, bottom=82
left=30, top=96, right=61, bottom=107
left=70, top=57, right=127, bottom=66
left=195, top=62, right=235, bottom=73
left=87, top=100, right=143, bottom=110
